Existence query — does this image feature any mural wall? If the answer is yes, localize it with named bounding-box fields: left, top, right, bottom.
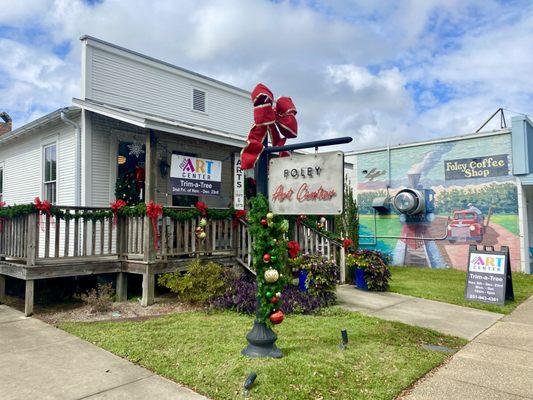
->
left=354, top=133, right=521, bottom=271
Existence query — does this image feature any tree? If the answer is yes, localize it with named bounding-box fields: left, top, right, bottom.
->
left=335, top=180, right=359, bottom=248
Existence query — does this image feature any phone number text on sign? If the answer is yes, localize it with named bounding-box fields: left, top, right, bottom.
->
left=268, top=151, right=344, bottom=215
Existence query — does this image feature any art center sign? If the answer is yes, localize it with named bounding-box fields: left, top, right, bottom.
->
left=444, top=154, right=509, bottom=180
left=170, top=154, right=222, bottom=196
left=268, top=151, right=344, bottom=215
left=465, top=245, right=513, bottom=305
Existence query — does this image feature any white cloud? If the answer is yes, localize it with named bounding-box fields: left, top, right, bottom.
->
left=0, top=0, right=531, bottom=150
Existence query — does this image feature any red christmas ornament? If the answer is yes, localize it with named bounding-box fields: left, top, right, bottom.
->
left=269, top=310, right=284, bottom=325
left=343, top=238, right=354, bottom=249
left=270, top=296, right=279, bottom=304
left=263, top=253, right=271, bottom=263
left=261, top=218, right=268, bottom=226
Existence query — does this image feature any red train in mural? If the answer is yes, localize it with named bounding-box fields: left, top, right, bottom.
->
left=446, top=205, right=485, bottom=244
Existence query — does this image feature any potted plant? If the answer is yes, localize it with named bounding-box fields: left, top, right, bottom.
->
left=347, top=250, right=391, bottom=291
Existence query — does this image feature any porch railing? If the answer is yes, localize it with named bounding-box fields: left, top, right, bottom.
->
left=294, top=222, right=346, bottom=283
left=0, top=206, right=345, bottom=282
left=235, top=218, right=253, bottom=273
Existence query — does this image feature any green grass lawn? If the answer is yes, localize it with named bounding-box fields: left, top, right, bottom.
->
left=61, top=308, right=465, bottom=400
left=389, top=266, right=533, bottom=314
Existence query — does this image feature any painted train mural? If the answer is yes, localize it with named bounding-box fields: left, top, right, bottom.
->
left=353, top=132, right=521, bottom=271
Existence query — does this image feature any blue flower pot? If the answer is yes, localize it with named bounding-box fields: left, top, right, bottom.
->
left=298, top=269, right=308, bottom=292
left=355, top=267, right=368, bottom=290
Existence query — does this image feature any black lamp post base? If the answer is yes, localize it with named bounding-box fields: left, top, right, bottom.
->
left=242, top=321, right=283, bottom=358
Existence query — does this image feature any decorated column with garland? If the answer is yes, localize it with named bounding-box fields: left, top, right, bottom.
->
left=241, top=83, right=298, bottom=358
left=241, top=194, right=288, bottom=358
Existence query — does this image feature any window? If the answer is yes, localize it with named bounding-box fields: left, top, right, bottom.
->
left=192, top=88, right=207, bottom=113
left=43, top=144, right=57, bottom=204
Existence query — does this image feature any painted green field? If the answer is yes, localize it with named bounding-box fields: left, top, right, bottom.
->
left=489, top=214, right=519, bottom=236
left=359, top=214, right=402, bottom=253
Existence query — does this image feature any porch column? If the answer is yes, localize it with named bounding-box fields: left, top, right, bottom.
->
left=143, top=129, right=156, bottom=263
left=0, top=275, right=5, bottom=303
left=116, top=272, right=127, bottom=302
left=141, top=266, right=155, bottom=307
left=25, top=280, right=34, bottom=317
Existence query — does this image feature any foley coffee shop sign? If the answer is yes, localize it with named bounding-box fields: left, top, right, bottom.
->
left=268, top=151, right=344, bottom=215
left=170, top=154, right=222, bottom=196
left=444, top=154, right=509, bottom=180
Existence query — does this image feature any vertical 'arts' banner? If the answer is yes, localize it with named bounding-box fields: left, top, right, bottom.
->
left=170, top=154, right=222, bottom=196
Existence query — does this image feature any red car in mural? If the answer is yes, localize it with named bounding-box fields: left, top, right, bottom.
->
left=447, top=205, right=484, bottom=244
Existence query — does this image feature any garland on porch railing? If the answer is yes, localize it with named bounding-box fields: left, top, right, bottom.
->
left=0, top=200, right=238, bottom=223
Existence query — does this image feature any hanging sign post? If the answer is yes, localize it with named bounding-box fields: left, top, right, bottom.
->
left=465, top=245, right=514, bottom=305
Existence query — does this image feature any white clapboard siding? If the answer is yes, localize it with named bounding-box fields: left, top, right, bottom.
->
left=83, top=37, right=252, bottom=137
left=0, top=118, right=77, bottom=206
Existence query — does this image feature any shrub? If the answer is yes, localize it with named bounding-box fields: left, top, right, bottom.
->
left=211, top=273, right=257, bottom=314
left=158, top=260, right=229, bottom=304
left=212, top=271, right=334, bottom=315
left=347, top=250, right=391, bottom=291
left=281, top=285, right=332, bottom=314
left=302, top=254, right=338, bottom=303
left=76, top=283, right=115, bottom=313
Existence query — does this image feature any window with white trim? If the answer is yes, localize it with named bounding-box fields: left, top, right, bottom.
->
left=43, top=144, right=57, bottom=204
left=192, top=88, right=207, bottom=113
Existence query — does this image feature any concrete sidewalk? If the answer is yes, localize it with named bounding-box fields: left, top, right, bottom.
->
left=404, top=295, right=533, bottom=400
left=0, top=305, right=207, bottom=400
left=337, top=285, right=503, bottom=339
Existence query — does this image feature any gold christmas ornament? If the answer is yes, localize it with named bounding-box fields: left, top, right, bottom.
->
left=199, top=218, right=207, bottom=227
left=198, top=231, right=206, bottom=240
left=266, top=212, right=274, bottom=220
left=264, top=268, right=279, bottom=283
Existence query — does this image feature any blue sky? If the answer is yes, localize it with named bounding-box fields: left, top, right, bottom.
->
left=1, top=0, right=532, bottom=149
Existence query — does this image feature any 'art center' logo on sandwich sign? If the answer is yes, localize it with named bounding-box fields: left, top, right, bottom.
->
left=469, top=253, right=505, bottom=275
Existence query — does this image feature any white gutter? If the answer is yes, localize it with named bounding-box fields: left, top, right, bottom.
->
left=60, top=109, right=81, bottom=206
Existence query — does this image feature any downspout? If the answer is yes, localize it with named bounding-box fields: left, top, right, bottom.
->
left=60, top=109, right=81, bottom=206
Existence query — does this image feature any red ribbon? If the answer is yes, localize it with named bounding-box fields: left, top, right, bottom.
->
left=287, top=240, right=300, bottom=259
left=233, top=209, right=247, bottom=228
left=343, top=238, right=354, bottom=250
left=34, top=197, right=52, bottom=231
left=146, top=201, right=163, bottom=250
left=240, top=83, right=298, bottom=170
left=110, top=199, right=127, bottom=226
left=195, top=201, right=208, bottom=216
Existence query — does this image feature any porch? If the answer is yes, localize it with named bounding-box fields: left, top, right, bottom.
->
left=0, top=206, right=345, bottom=316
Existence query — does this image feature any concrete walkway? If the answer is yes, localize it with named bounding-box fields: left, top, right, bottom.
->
left=0, top=305, right=207, bottom=400
left=404, top=295, right=533, bottom=400
left=337, top=285, right=503, bottom=339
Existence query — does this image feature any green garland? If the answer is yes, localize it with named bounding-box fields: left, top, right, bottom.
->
left=0, top=202, right=235, bottom=222
left=248, top=195, right=288, bottom=324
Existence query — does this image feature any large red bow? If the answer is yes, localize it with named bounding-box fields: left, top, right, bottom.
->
left=240, top=83, right=297, bottom=170
left=34, top=197, right=51, bottom=215
left=146, top=201, right=163, bottom=250
left=110, top=199, right=127, bottom=226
